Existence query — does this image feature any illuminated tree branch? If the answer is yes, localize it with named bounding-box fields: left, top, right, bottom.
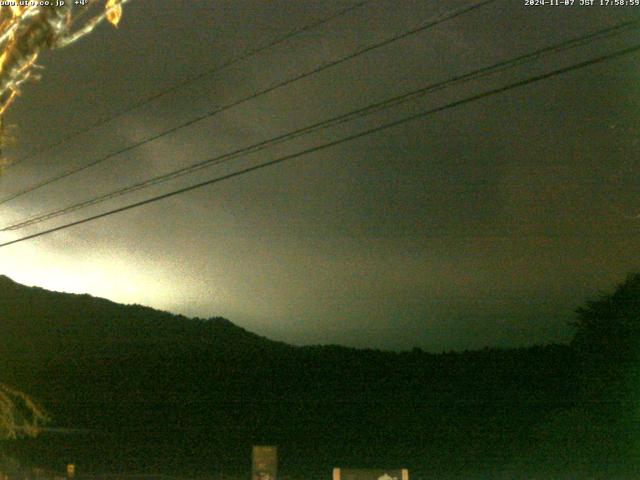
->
left=0, top=0, right=130, bottom=116
left=0, top=383, right=48, bottom=440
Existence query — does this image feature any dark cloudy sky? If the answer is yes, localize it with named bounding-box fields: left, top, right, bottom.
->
left=0, top=0, right=639, bottom=351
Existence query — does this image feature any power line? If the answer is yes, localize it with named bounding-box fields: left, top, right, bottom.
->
left=2, top=18, right=638, bottom=232
left=1, top=43, right=638, bottom=249
left=5, top=0, right=374, bottom=167
left=0, top=0, right=497, bottom=206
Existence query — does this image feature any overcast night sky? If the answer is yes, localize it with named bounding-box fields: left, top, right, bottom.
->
left=0, top=0, right=638, bottom=351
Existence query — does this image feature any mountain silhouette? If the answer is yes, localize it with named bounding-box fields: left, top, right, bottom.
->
left=0, top=275, right=632, bottom=478
left=0, top=274, right=284, bottom=358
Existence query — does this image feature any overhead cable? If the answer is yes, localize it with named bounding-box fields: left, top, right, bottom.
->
left=3, top=18, right=638, bottom=232
left=0, top=0, right=497, bottom=205
left=1, top=43, right=638, bottom=248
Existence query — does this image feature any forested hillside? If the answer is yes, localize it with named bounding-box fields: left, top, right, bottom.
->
left=1, top=274, right=637, bottom=479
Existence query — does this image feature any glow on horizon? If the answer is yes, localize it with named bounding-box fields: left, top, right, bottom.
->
left=0, top=235, right=226, bottom=315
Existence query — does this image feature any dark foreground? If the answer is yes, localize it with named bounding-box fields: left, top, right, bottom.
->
left=1, top=274, right=639, bottom=479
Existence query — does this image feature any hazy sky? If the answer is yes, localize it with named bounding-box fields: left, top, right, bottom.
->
left=0, top=0, right=639, bottom=351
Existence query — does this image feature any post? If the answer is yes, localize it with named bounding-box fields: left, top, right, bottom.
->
left=251, top=445, right=277, bottom=480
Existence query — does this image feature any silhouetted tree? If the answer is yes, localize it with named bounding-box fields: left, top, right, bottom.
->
left=570, top=273, right=640, bottom=463
left=571, top=272, right=640, bottom=361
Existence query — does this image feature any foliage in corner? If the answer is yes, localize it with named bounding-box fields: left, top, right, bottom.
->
left=0, top=383, right=48, bottom=440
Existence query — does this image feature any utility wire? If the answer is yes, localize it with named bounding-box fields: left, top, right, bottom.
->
left=5, top=0, right=374, bottom=167
left=2, top=19, right=638, bottom=232
left=0, top=0, right=497, bottom=206
left=1, top=43, right=638, bottom=249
